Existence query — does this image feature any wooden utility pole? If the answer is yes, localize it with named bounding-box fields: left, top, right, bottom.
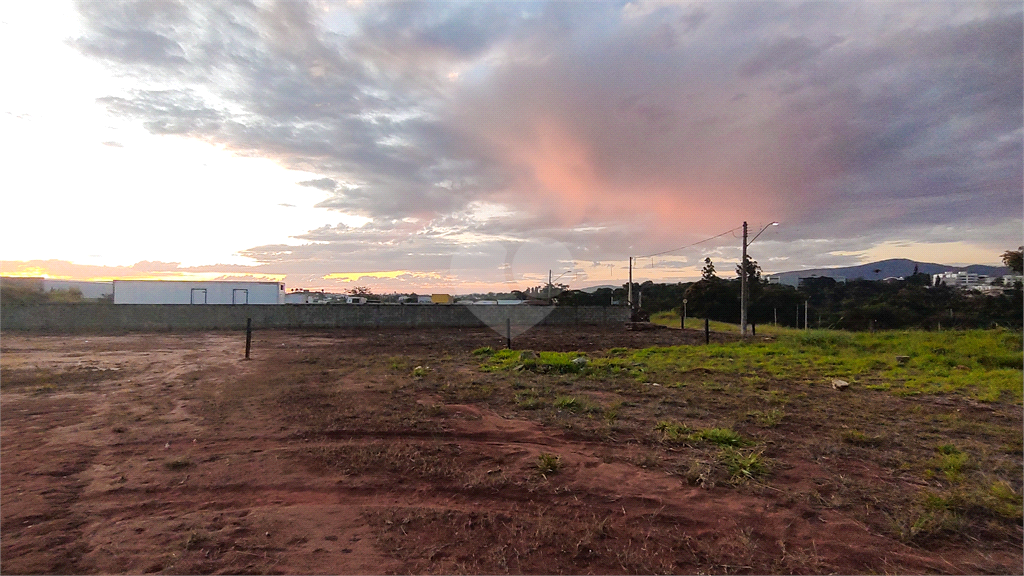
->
left=740, top=221, right=748, bottom=338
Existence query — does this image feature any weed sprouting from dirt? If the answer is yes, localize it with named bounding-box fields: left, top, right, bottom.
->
left=164, top=457, right=191, bottom=470
left=692, top=427, right=747, bottom=447
left=655, top=420, right=692, bottom=441
left=536, top=453, right=561, bottom=475
left=719, top=448, right=768, bottom=482
left=841, top=429, right=885, bottom=447
left=748, top=408, right=785, bottom=428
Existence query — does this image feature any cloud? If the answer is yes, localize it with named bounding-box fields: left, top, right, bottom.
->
left=298, top=178, right=339, bottom=192
left=68, top=1, right=1022, bottom=280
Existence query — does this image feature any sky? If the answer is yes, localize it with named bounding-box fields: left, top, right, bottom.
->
left=1, top=1, right=1021, bottom=294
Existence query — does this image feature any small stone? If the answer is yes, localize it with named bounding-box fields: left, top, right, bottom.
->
left=831, top=379, right=850, bottom=390
left=520, top=350, right=538, bottom=360
left=570, top=357, right=588, bottom=367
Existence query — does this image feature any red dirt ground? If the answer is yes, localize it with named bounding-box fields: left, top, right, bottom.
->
left=1, top=327, right=1020, bottom=574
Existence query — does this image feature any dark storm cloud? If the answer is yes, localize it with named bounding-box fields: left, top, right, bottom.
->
left=73, top=1, right=1023, bottom=271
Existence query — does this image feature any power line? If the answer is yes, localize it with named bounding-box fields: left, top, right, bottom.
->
left=634, top=225, right=742, bottom=259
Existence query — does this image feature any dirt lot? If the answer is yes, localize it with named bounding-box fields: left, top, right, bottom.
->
left=1, top=326, right=1021, bottom=574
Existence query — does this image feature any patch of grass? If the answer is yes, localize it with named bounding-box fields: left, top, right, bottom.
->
left=654, top=420, right=691, bottom=441
left=841, top=429, right=885, bottom=447
left=184, top=530, right=207, bottom=550
left=471, top=346, right=495, bottom=357
left=552, top=329, right=1023, bottom=403
left=603, top=402, right=622, bottom=423
left=411, top=365, right=430, bottom=378
left=536, top=453, right=561, bottom=475
left=691, top=427, right=747, bottom=447
left=553, top=395, right=601, bottom=414
left=165, top=457, right=191, bottom=470
left=514, top=390, right=545, bottom=410
left=748, top=408, right=785, bottom=428
left=932, top=445, right=970, bottom=483
left=718, top=448, right=768, bottom=482
left=655, top=422, right=748, bottom=447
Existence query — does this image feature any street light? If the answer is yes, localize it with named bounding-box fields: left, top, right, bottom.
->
left=741, top=221, right=779, bottom=339
left=548, top=269, right=573, bottom=302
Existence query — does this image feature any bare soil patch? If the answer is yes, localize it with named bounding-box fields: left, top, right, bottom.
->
left=2, top=327, right=1020, bottom=574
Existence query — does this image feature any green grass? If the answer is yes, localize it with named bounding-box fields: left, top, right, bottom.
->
left=931, top=445, right=971, bottom=483
left=655, top=422, right=748, bottom=447
left=718, top=448, right=768, bottom=481
left=480, top=350, right=587, bottom=374
left=748, top=408, right=785, bottom=428
left=650, top=311, right=797, bottom=336
left=691, top=427, right=747, bottom=447
left=536, top=453, right=561, bottom=475
left=590, top=329, right=1020, bottom=403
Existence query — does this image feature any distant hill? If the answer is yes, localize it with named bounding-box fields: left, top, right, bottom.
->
left=579, top=284, right=619, bottom=293
left=769, top=258, right=1010, bottom=286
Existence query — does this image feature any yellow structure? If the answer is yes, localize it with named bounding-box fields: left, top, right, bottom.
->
left=431, top=293, right=452, bottom=304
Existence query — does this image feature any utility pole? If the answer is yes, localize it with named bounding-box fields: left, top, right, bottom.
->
left=548, top=269, right=552, bottom=302
left=740, top=221, right=748, bottom=338
left=804, top=300, right=809, bottom=330
left=627, top=257, right=633, bottom=311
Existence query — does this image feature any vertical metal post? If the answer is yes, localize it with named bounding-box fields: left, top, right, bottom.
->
left=704, top=318, right=710, bottom=345
left=752, top=322, right=756, bottom=336
left=741, top=221, right=748, bottom=338
left=627, top=257, right=633, bottom=310
left=682, top=299, right=687, bottom=330
left=506, top=318, right=511, bottom=350
left=245, top=318, right=252, bottom=359
left=804, top=300, right=809, bottom=330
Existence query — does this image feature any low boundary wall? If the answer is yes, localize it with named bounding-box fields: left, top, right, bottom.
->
left=0, top=304, right=629, bottom=333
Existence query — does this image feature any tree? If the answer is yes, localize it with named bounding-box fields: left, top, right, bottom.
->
left=1002, top=247, right=1023, bottom=274
left=701, top=258, right=717, bottom=281
left=735, top=255, right=762, bottom=284
left=350, top=286, right=373, bottom=296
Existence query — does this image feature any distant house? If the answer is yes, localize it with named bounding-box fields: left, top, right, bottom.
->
left=431, top=293, right=453, bottom=304
left=113, top=280, right=285, bottom=304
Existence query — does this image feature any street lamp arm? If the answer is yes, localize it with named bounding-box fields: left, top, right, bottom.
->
left=749, top=222, right=778, bottom=243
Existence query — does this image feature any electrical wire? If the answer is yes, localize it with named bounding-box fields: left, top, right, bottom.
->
left=633, top=225, right=742, bottom=259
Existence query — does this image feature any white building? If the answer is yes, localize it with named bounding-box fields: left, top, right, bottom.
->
left=113, top=280, right=285, bottom=304
left=42, top=279, right=113, bottom=299
left=932, top=271, right=987, bottom=288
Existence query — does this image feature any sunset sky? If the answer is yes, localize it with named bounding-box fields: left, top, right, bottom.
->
left=2, top=1, right=1021, bottom=293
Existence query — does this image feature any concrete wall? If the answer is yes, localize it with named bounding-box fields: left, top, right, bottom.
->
left=0, top=303, right=629, bottom=333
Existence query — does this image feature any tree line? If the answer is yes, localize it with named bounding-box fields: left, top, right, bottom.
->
left=558, top=250, right=1023, bottom=331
